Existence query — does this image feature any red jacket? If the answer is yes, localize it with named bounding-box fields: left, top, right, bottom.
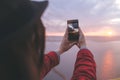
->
left=40, top=49, right=96, bottom=80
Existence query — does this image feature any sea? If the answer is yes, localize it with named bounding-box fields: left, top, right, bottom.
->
left=44, top=36, right=120, bottom=80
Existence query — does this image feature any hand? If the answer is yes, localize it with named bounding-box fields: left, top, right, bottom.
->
left=76, top=28, right=86, bottom=49
left=57, top=28, right=76, bottom=54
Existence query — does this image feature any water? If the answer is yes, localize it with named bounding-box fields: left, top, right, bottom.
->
left=44, top=36, right=120, bottom=80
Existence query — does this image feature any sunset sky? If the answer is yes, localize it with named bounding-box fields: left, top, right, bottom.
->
left=34, top=0, right=120, bottom=36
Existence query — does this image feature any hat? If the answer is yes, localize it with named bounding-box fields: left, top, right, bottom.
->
left=0, top=0, right=48, bottom=40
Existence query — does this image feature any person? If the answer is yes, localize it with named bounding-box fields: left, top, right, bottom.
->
left=0, top=0, right=96, bottom=80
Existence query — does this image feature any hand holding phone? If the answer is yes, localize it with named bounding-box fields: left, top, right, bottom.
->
left=57, top=19, right=86, bottom=54
left=67, top=19, right=79, bottom=41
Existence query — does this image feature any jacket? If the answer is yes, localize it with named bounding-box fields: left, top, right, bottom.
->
left=40, top=49, right=96, bottom=80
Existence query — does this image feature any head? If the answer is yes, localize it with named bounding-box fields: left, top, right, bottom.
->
left=0, top=0, right=48, bottom=80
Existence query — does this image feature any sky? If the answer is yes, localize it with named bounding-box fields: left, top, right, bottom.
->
left=34, top=0, right=120, bottom=36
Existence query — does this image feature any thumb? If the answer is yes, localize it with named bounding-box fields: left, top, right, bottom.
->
left=76, top=42, right=81, bottom=48
left=69, top=41, right=77, bottom=47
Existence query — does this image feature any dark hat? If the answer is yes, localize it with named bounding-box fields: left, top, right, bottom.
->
left=0, top=0, right=48, bottom=40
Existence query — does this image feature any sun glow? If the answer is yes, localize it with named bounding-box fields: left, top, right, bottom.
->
left=85, top=27, right=116, bottom=37
left=47, top=27, right=116, bottom=37
left=107, top=31, right=113, bottom=36
left=103, top=28, right=116, bottom=37
left=46, top=32, right=64, bottom=36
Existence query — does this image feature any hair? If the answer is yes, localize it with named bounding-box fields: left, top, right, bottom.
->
left=0, top=18, right=45, bottom=80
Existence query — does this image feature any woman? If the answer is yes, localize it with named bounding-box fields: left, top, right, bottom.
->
left=0, top=0, right=96, bottom=80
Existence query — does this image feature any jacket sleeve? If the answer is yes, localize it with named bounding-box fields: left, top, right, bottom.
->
left=71, top=49, right=96, bottom=80
left=40, top=51, right=60, bottom=79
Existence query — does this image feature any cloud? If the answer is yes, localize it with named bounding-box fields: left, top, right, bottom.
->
left=90, top=0, right=114, bottom=15
left=85, top=26, right=117, bottom=36
left=107, top=18, right=120, bottom=24
left=115, top=0, right=120, bottom=9
left=40, top=0, right=120, bottom=36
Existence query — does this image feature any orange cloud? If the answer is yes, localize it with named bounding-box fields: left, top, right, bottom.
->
left=46, top=32, right=64, bottom=36
left=85, top=27, right=116, bottom=36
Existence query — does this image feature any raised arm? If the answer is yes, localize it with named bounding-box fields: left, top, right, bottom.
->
left=71, top=27, right=96, bottom=80
left=40, top=51, right=60, bottom=79
left=71, top=49, right=96, bottom=80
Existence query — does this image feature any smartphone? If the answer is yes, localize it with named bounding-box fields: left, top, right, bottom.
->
left=67, top=19, right=79, bottom=41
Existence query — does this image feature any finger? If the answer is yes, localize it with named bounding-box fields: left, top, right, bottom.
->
left=61, top=27, right=68, bottom=41
left=78, top=28, right=85, bottom=40
left=78, top=28, right=84, bottom=35
left=64, top=27, right=68, bottom=38
left=76, top=42, right=81, bottom=48
left=69, top=41, right=77, bottom=48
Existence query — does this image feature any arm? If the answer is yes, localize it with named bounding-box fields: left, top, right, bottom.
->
left=71, top=49, right=96, bottom=80
left=40, top=51, right=60, bottom=78
left=56, top=25, right=96, bottom=80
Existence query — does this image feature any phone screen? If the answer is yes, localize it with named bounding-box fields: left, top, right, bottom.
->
left=67, top=19, right=79, bottom=41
